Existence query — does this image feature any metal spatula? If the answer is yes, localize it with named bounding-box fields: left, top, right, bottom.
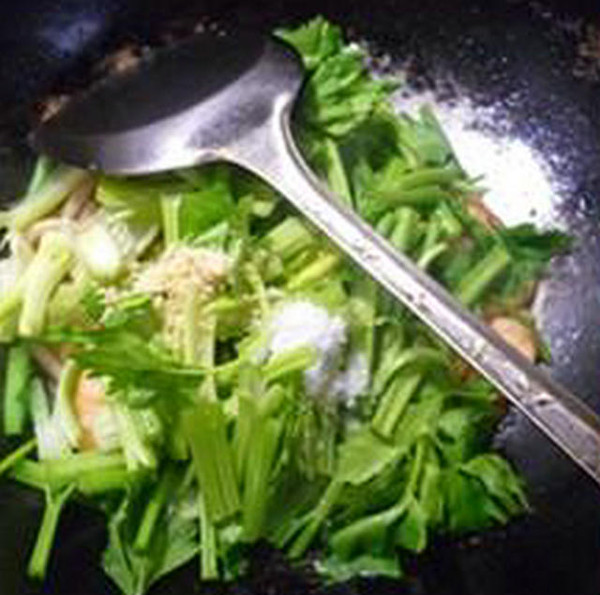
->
left=33, top=32, right=600, bottom=486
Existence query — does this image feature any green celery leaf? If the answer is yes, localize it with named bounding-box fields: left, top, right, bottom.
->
left=103, top=486, right=199, bottom=595
left=442, top=468, right=508, bottom=533
left=336, top=428, right=401, bottom=486
left=394, top=494, right=428, bottom=552
left=419, top=461, right=443, bottom=527
left=460, top=454, right=528, bottom=514
left=39, top=298, right=204, bottom=409
left=437, top=406, right=495, bottom=464
left=499, top=224, right=572, bottom=261
left=396, top=106, right=461, bottom=169
left=300, top=48, right=397, bottom=137
left=493, top=224, right=571, bottom=300
left=276, top=16, right=343, bottom=71
left=96, top=176, right=168, bottom=227
left=178, top=166, right=235, bottom=240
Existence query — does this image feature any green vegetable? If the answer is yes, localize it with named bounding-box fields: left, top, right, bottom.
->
left=3, top=344, right=33, bottom=435
left=41, top=305, right=206, bottom=410
left=0, top=166, right=88, bottom=232
left=28, top=484, right=75, bottom=580
left=0, top=16, right=569, bottom=595
left=0, top=437, right=36, bottom=477
left=19, top=232, right=75, bottom=336
left=276, top=16, right=343, bottom=71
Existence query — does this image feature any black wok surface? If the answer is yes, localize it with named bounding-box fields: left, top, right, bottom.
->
left=0, top=1, right=599, bottom=594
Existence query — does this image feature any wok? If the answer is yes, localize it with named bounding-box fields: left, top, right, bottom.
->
left=0, top=0, right=599, bottom=594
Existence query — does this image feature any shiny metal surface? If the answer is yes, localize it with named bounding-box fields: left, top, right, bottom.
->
left=33, top=33, right=600, bottom=486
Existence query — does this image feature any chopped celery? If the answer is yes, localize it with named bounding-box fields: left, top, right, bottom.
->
left=113, top=403, right=158, bottom=471
left=74, top=212, right=158, bottom=283
left=19, top=232, right=74, bottom=337
left=389, top=207, right=421, bottom=253
left=3, top=343, right=33, bottom=435
left=0, top=17, right=566, bottom=592
left=417, top=242, right=447, bottom=271
left=263, top=217, right=316, bottom=262
left=0, top=437, right=37, bottom=478
left=1, top=167, right=88, bottom=232
left=183, top=401, right=240, bottom=523
left=11, top=455, right=136, bottom=495
left=456, top=244, right=512, bottom=307
left=199, top=490, right=218, bottom=580
left=54, top=361, right=82, bottom=448
left=46, top=266, right=98, bottom=328
left=26, top=157, right=56, bottom=195
left=323, top=137, right=353, bottom=206
left=288, top=479, right=344, bottom=558
left=31, top=377, right=71, bottom=461
left=288, top=252, right=340, bottom=290
left=263, top=345, right=316, bottom=382
left=27, top=484, right=75, bottom=580
left=160, top=195, right=182, bottom=246
left=372, top=372, right=423, bottom=439
left=242, top=414, right=284, bottom=541
left=134, top=466, right=179, bottom=552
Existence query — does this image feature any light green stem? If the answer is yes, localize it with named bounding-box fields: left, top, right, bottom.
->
left=0, top=437, right=37, bottom=477
left=27, top=484, right=75, bottom=580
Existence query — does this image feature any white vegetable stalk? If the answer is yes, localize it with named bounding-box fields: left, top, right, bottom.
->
left=0, top=166, right=90, bottom=233
left=74, top=210, right=158, bottom=283
left=31, top=378, right=71, bottom=461
left=19, top=231, right=74, bottom=337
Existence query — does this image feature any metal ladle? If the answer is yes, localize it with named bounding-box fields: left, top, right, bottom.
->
left=33, top=32, right=600, bottom=485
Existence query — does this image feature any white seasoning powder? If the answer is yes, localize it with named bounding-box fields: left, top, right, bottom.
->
left=393, top=89, right=564, bottom=229
left=267, top=301, right=369, bottom=403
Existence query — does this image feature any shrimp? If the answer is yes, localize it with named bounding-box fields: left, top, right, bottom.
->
left=489, top=316, right=537, bottom=362
left=73, top=373, right=108, bottom=450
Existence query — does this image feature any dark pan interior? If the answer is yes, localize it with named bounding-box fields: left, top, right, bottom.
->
left=0, top=1, right=599, bottom=594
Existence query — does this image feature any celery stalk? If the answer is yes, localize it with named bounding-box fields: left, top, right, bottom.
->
left=3, top=167, right=88, bottom=232
left=183, top=401, right=240, bottom=523
left=390, top=208, right=420, bottom=253
left=27, top=484, right=75, bottom=580
left=372, top=372, right=422, bottom=439
left=199, top=490, right=218, bottom=580
left=263, top=217, right=315, bottom=262
left=26, top=157, right=56, bottom=195
left=234, top=394, right=255, bottom=480
left=114, top=403, right=157, bottom=470
left=75, top=466, right=137, bottom=495
left=3, top=344, right=32, bottom=435
left=19, top=232, right=74, bottom=337
left=10, top=459, right=47, bottom=490
left=0, top=437, right=36, bottom=478
left=288, top=253, right=340, bottom=290
left=181, top=299, right=240, bottom=523
left=11, top=456, right=134, bottom=495
left=242, top=416, right=282, bottom=541
left=264, top=346, right=316, bottom=383
left=323, top=138, right=353, bottom=206
left=288, top=479, right=344, bottom=558
left=40, top=451, right=128, bottom=487
left=54, top=361, right=82, bottom=448
left=456, top=244, right=512, bottom=307
left=134, top=466, right=178, bottom=552
left=161, top=195, right=182, bottom=246
left=417, top=243, right=447, bottom=270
